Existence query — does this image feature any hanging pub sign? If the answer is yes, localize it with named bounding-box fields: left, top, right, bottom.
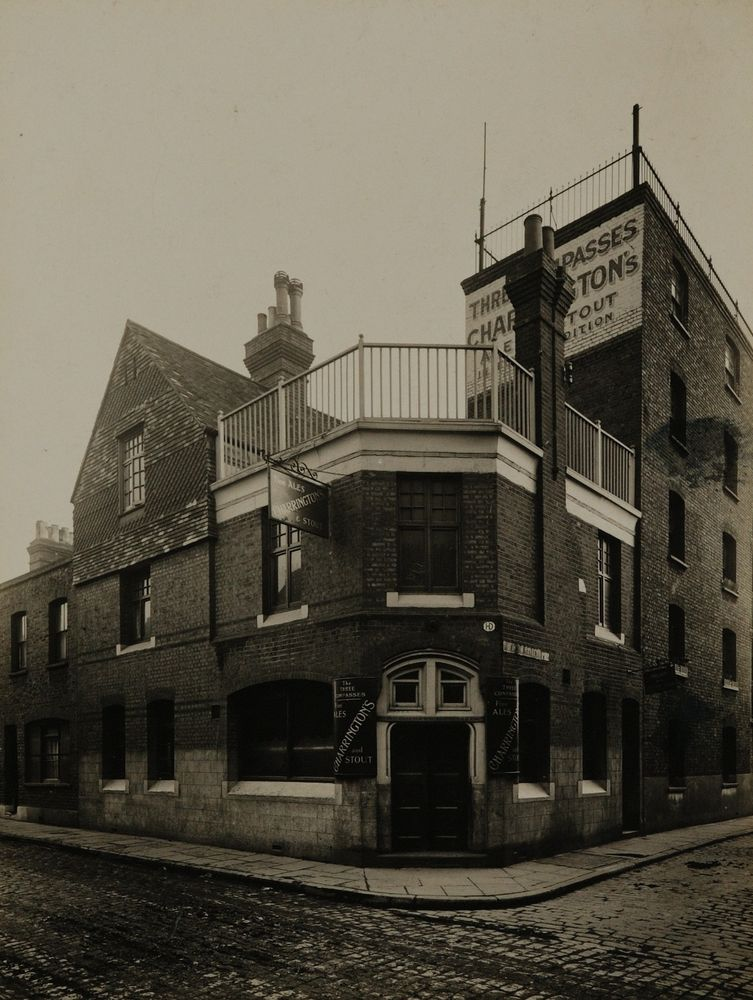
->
left=333, top=677, right=379, bottom=778
left=485, top=677, right=519, bottom=776
left=269, top=465, right=329, bottom=537
left=644, top=660, right=689, bottom=695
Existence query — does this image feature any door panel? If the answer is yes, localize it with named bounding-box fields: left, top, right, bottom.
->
left=621, top=699, right=641, bottom=832
left=391, top=723, right=469, bottom=851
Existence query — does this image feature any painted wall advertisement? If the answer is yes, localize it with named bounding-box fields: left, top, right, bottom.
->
left=465, top=205, right=644, bottom=358
left=485, top=677, right=519, bottom=776
left=269, top=466, right=329, bottom=537
left=333, top=677, right=378, bottom=777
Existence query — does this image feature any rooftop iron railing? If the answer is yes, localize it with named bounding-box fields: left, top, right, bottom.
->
left=566, top=404, right=635, bottom=507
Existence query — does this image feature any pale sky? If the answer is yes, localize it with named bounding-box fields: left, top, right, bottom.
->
left=1, top=0, right=752, bottom=581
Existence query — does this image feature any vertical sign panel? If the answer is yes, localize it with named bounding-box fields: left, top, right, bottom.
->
left=485, top=677, right=519, bottom=776
left=333, top=677, right=379, bottom=778
left=269, top=466, right=329, bottom=537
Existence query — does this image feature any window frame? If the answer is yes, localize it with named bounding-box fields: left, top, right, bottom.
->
left=397, top=475, right=461, bottom=594
left=724, top=337, right=741, bottom=397
left=668, top=491, right=686, bottom=563
left=722, top=532, right=737, bottom=590
left=722, top=628, right=737, bottom=683
left=518, top=683, right=550, bottom=785
left=267, top=518, right=303, bottom=613
left=119, top=425, right=145, bottom=513
left=723, top=431, right=739, bottom=496
left=147, top=699, right=174, bottom=782
left=25, top=719, right=71, bottom=784
left=230, top=681, right=334, bottom=782
left=48, top=598, right=69, bottom=664
left=10, top=611, right=27, bottom=673
left=669, top=371, right=687, bottom=448
left=597, top=533, right=621, bottom=634
left=582, top=692, right=607, bottom=784
left=102, top=704, right=126, bottom=781
left=670, top=260, right=689, bottom=327
left=120, top=566, right=151, bottom=646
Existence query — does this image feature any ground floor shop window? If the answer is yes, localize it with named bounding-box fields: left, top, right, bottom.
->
left=519, top=683, right=550, bottom=784
left=229, top=681, right=333, bottom=780
left=147, top=699, right=174, bottom=782
left=25, top=719, right=70, bottom=783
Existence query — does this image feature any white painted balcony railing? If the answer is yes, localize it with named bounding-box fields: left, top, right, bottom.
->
left=566, top=404, right=635, bottom=506
left=218, top=339, right=535, bottom=479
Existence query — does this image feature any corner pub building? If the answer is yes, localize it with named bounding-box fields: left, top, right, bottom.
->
left=1, top=127, right=751, bottom=864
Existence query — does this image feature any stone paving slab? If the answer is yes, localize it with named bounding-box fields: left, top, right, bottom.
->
left=1, top=813, right=752, bottom=910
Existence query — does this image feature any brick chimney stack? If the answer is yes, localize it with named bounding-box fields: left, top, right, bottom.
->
left=28, top=520, right=74, bottom=572
left=244, top=272, right=314, bottom=389
left=506, top=217, right=575, bottom=624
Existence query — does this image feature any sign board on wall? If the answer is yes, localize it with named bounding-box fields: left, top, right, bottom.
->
left=333, top=677, right=378, bottom=777
left=465, top=205, right=644, bottom=358
left=269, top=466, right=329, bottom=537
left=485, top=677, right=519, bottom=776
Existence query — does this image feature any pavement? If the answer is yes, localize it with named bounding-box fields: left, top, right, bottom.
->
left=1, top=812, right=751, bottom=911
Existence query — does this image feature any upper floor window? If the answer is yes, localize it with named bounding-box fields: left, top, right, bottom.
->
left=230, top=681, right=333, bottom=781
left=519, top=683, right=550, bottom=785
left=120, top=426, right=145, bottom=511
left=723, top=431, right=738, bottom=495
left=26, top=719, right=70, bottom=783
left=267, top=520, right=302, bottom=612
left=725, top=338, right=740, bottom=397
left=670, top=261, right=688, bottom=326
left=722, top=628, right=737, bottom=682
left=48, top=598, right=68, bottom=663
left=147, top=699, right=174, bottom=782
left=121, top=566, right=151, bottom=645
left=597, top=533, right=620, bottom=634
left=10, top=611, right=27, bottom=672
left=668, top=604, right=686, bottom=665
left=668, top=491, right=685, bottom=562
left=102, top=704, right=126, bottom=780
left=398, top=476, right=460, bottom=592
left=722, top=532, right=737, bottom=590
left=670, top=372, right=687, bottom=447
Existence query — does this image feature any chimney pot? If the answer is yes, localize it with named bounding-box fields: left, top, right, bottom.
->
left=274, top=271, right=290, bottom=319
left=289, top=278, right=303, bottom=328
left=49, top=524, right=59, bottom=541
left=268, top=306, right=277, bottom=327
left=257, top=312, right=267, bottom=334
left=542, top=226, right=555, bottom=258
left=524, top=215, right=543, bottom=255
left=36, top=519, right=47, bottom=539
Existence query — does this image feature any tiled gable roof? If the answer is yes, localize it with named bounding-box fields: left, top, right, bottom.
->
left=126, top=320, right=265, bottom=429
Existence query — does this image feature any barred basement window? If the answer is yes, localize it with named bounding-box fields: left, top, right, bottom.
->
left=670, top=260, right=688, bottom=326
left=229, top=681, right=333, bottom=780
left=670, top=372, right=687, bottom=447
left=722, top=726, right=737, bottom=784
left=582, top=692, right=607, bottom=782
left=120, top=426, right=145, bottom=511
left=147, top=699, right=174, bottom=781
left=722, top=532, right=737, bottom=590
left=102, top=704, right=126, bottom=780
left=26, top=719, right=71, bottom=783
left=668, top=604, right=686, bottom=665
left=48, top=598, right=68, bottom=663
left=722, top=628, right=737, bottom=682
left=397, top=476, right=460, bottom=593
left=10, top=611, right=27, bottom=672
left=121, top=566, right=151, bottom=645
left=519, top=683, right=550, bottom=784
left=668, top=491, right=685, bottom=562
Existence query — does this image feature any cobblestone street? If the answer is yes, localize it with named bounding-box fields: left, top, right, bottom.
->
left=0, top=834, right=751, bottom=1000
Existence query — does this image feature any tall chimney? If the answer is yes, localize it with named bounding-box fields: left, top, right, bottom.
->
left=524, top=214, right=543, bottom=255
left=244, top=272, right=314, bottom=389
left=542, top=226, right=555, bottom=258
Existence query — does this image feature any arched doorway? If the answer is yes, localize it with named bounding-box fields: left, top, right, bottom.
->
left=377, top=655, right=484, bottom=854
